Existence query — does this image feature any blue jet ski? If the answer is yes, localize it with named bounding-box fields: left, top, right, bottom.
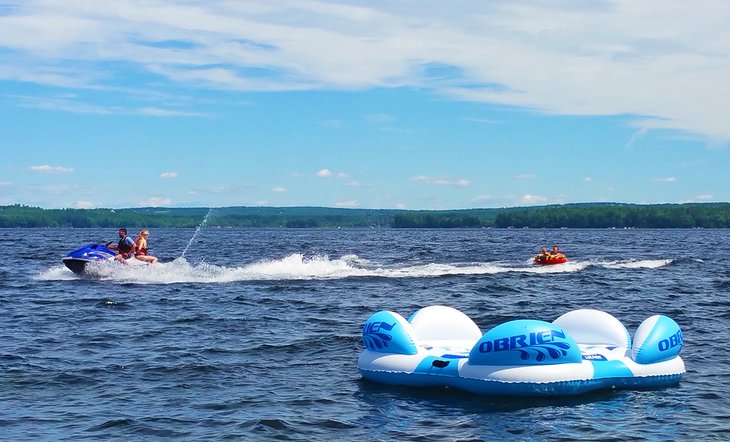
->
left=62, top=243, right=116, bottom=274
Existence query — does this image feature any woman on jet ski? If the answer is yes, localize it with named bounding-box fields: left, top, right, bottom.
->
left=134, top=229, right=158, bottom=264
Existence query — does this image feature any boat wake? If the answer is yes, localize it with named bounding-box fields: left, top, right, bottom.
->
left=597, top=259, right=672, bottom=269
left=36, top=254, right=674, bottom=284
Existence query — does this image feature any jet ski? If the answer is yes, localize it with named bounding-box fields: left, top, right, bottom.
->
left=62, top=243, right=117, bottom=274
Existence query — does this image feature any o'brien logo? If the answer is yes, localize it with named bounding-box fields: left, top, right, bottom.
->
left=363, top=321, right=396, bottom=350
left=479, top=329, right=571, bottom=361
left=658, top=330, right=683, bottom=352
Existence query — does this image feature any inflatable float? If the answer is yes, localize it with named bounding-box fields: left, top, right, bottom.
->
left=534, top=253, right=568, bottom=265
left=358, top=306, right=685, bottom=396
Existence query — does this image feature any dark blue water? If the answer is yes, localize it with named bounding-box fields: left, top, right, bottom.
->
left=1, top=227, right=728, bottom=440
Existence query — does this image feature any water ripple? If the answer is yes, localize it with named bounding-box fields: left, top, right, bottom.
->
left=0, top=227, right=727, bottom=440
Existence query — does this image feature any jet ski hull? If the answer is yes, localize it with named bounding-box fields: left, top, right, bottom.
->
left=62, top=243, right=116, bottom=274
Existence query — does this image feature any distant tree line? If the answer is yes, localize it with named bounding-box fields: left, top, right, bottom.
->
left=0, top=206, right=203, bottom=228
left=0, top=205, right=395, bottom=228
left=493, top=204, right=730, bottom=228
left=391, top=213, right=484, bottom=228
left=1, top=203, right=729, bottom=228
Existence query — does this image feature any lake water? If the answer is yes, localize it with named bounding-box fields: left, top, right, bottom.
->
left=1, top=227, right=728, bottom=440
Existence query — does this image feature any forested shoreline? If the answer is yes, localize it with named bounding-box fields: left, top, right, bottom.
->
left=1, top=203, right=729, bottom=228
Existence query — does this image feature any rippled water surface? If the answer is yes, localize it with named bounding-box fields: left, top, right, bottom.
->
left=1, top=227, right=729, bottom=440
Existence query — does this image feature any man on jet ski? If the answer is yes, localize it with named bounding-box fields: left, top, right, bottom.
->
left=108, top=228, right=136, bottom=262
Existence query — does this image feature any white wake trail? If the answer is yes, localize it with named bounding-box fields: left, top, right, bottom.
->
left=37, top=254, right=597, bottom=284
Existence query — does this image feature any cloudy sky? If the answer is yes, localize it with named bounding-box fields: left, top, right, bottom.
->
left=1, top=0, right=728, bottom=209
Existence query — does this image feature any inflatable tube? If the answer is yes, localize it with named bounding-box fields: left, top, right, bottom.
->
left=534, top=253, right=568, bottom=265
left=358, top=306, right=685, bottom=396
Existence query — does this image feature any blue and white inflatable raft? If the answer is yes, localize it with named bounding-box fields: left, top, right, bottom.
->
left=358, top=306, right=685, bottom=396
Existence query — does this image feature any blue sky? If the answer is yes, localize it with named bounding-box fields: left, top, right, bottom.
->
left=1, top=1, right=728, bottom=209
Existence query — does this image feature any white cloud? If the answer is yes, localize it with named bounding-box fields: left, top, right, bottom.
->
left=652, top=177, right=677, bottom=182
left=335, top=200, right=358, bottom=207
left=471, top=194, right=493, bottom=202
left=346, top=180, right=372, bottom=188
left=16, top=95, right=118, bottom=115
left=520, top=194, right=549, bottom=205
left=695, top=193, right=713, bottom=200
left=315, top=169, right=348, bottom=178
left=1, top=1, right=729, bottom=141
left=584, top=177, right=592, bottom=181
left=412, top=175, right=470, bottom=187
left=463, top=117, right=504, bottom=125
left=160, top=171, right=178, bottom=178
left=11, top=93, right=211, bottom=117
left=624, top=128, right=649, bottom=150
left=74, top=200, right=95, bottom=208
left=139, top=107, right=210, bottom=117
left=272, top=186, right=286, bottom=192
left=138, top=196, right=172, bottom=206
left=29, top=165, right=74, bottom=173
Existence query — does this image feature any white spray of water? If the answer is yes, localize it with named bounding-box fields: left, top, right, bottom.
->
left=36, top=256, right=673, bottom=285
left=181, top=208, right=213, bottom=259
left=599, top=259, right=672, bottom=269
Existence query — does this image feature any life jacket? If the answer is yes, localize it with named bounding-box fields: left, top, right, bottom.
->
left=118, top=236, right=133, bottom=253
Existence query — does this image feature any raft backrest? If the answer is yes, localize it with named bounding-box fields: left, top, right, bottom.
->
left=553, top=309, right=631, bottom=348
left=362, top=310, right=419, bottom=355
left=408, top=305, right=482, bottom=343
left=468, top=319, right=582, bottom=366
left=631, top=315, right=683, bottom=364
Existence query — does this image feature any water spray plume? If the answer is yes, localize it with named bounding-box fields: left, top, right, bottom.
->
left=181, top=208, right=214, bottom=259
